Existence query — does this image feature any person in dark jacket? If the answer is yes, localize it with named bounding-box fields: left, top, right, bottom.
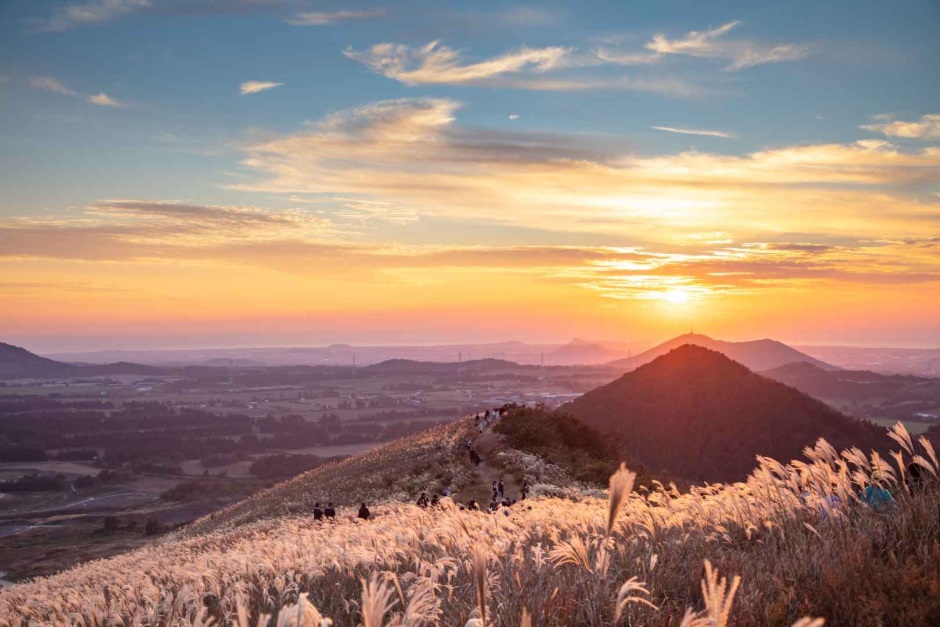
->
left=358, top=502, right=370, bottom=520
left=417, top=492, right=429, bottom=508
left=324, top=502, right=336, bottom=519
left=313, top=502, right=323, bottom=521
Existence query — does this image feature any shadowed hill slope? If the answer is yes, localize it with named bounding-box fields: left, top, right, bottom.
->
left=762, top=361, right=938, bottom=404
left=0, top=342, right=75, bottom=378
left=0, top=341, right=161, bottom=379
left=607, top=333, right=835, bottom=372
left=565, top=344, right=888, bottom=483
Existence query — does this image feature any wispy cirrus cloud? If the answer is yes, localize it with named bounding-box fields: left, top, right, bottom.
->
left=598, top=20, right=809, bottom=71
left=28, top=76, right=129, bottom=107
left=861, top=113, right=940, bottom=140
left=37, top=0, right=151, bottom=32
left=28, top=76, right=78, bottom=95
left=645, top=20, right=810, bottom=70
left=240, top=80, right=283, bottom=95
left=343, top=40, right=700, bottom=95
left=88, top=92, right=127, bottom=107
left=344, top=40, right=573, bottom=87
left=287, top=9, right=384, bottom=26
left=652, top=126, right=734, bottom=139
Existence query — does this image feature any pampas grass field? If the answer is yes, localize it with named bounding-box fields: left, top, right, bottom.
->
left=2, top=422, right=938, bottom=626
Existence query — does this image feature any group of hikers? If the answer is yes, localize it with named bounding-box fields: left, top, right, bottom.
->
left=310, top=405, right=533, bottom=523
left=802, top=461, right=932, bottom=520
left=312, top=501, right=371, bottom=521
left=475, top=408, right=505, bottom=434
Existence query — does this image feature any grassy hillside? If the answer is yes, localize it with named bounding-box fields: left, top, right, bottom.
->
left=186, top=410, right=610, bottom=535
left=185, top=418, right=477, bottom=535
left=566, top=345, right=889, bottom=483
left=4, top=423, right=938, bottom=626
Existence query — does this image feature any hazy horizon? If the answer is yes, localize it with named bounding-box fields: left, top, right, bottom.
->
left=9, top=330, right=939, bottom=357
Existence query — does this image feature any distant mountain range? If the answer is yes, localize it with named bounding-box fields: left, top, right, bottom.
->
left=793, top=345, right=940, bottom=376
left=607, top=332, right=835, bottom=373
left=547, top=338, right=615, bottom=365
left=43, top=339, right=642, bottom=368
left=762, top=361, right=940, bottom=421
left=565, top=344, right=887, bottom=483
left=0, top=342, right=159, bottom=379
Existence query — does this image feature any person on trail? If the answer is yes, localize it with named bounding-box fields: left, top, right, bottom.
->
left=860, top=473, right=895, bottom=513
left=497, top=479, right=504, bottom=499
left=489, top=498, right=499, bottom=512
left=313, top=502, right=324, bottom=521
left=358, top=502, right=370, bottom=520
left=417, top=492, right=429, bottom=508
left=521, top=479, right=529, bottom=500
left=431, top=494, right=439, bottom=507
left=324, top=502, right=336, bottom=520
left=492, top=481, right=498, bottom=499
left=467, top=498, right=478, bottom=511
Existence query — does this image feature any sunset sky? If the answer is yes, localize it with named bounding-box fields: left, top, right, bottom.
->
left=1, top=0, right=939, bottom=351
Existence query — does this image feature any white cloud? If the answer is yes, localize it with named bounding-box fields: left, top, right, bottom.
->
left=861, top=113, right=940, bottom=140
left=28, top=76, right=78, bottom=95
left=39, top=0, right=151, bottom=32
left=240, top=81, right=283, bottom=96
left=287, top=10, right=384, bottom=26
left=232, top=98, right=940, bottom=245
left=652, top=126, right=734, bottom=139
left=508, top=114, right=520, bottom=121
left=597, top=20, right=809, bottom=71
left=88, top=92, right=127, bottom=107
left=344, top=40, right=572, bottom=87
left=29, top=76, right=128, bottom=107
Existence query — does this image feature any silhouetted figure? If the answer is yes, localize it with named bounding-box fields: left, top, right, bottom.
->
left=358, top=502, right=370, bottom=520
left=313, top=502, right=323, bottom=521
left=417, top=492, right=429, bottom=508
left=521, top=479, right=529, bottom=500
left=324, top=502, right=336, bottom=519
left=497, top=479, right=504, bottom=499
left=492, top=480, right=498, bottom=499
left=489, top=498, right=499, bottom=512
left=431, top=494, right=439, bottom=506
left=467, top=498, right=478, bottom=511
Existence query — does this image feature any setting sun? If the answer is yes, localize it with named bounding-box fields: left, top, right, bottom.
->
left=663, top=288, right=692, bottom=305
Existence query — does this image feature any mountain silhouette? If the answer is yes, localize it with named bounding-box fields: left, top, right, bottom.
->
left=565, top=344, right=887, bottom=483
left=0, top=342, right=158, bottom=379
left=607, top=332, right=835, bottom=372
left=548, top=338, right=615, bottom=364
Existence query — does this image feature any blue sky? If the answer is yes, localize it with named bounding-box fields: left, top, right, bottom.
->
left=1, top=0, right=939, bottom=349
left=2, top=0, right=938, bottom=214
